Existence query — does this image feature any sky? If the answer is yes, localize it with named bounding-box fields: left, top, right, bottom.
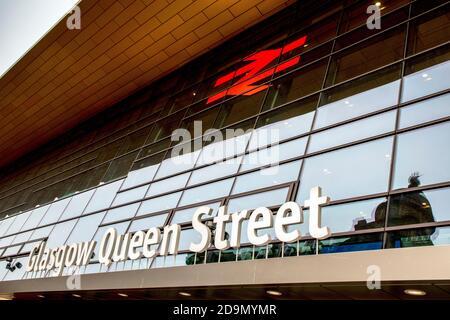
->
left=0, top=0, right=78, bottom=78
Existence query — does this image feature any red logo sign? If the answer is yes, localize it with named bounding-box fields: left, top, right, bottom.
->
left=207, top=35, right=307, bottom=104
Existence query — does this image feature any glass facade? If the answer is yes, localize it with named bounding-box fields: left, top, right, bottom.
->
left=1, top=0, right=450, bottom=281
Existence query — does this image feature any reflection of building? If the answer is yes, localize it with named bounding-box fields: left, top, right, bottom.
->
left=1, top=0, right=450, bottom=299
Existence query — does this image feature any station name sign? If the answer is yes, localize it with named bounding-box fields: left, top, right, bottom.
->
left=26, top=187, right=330, bottom=276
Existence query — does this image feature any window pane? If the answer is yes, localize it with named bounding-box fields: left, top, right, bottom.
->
left=188, top=157, right=242, bottom=186
left=103, top=203, right=140, bottom=224
left=91, top=222, right=129, bottom=259
left=386, top=226, right=450, bottom=248
left=154, top=150, right=200, bottom=180
left=121, top=164, right=160, bottom=190
left=112, top=185, right=148, bottom=206
left=319, top=233, right=383, bottom=254
left=252, top=96, right=317, bottom=149
left=4, top=212, right=31, bottom=236
left=308, top=110, right=396, bottom=153
left=399, top=92, right=450, bottom=129
left=29, top=225, right=52, bottom=241
left=322, top=198, right=387, bottom=234
left=214, top=90, right=265, bottom=128
left=297, top=137, right=393, bottom=202
left=179, top=179, right=234, bottom=207
left=45, top=219, right=77, bottom=248
left=12, top=230, right=32, bottom=244
left=263, top=59, right=328, bottom=109
left=393, top=122, right=450, bottom=189
left=102, top=151, right=138, bottom=182
left=147, top=172, right=190, bottom=197
left=388, top=187, right=450, bottom=227
left=38, top=197, right=71, bottom=226
left=407, top=5, right=450, bottom=56
left=84, top=180, right=123, bottom=214
left=326, top=26, right=405, bottom=86
left=20, top=205, right=50, bottom=232
left=227, top=187, right=289, bottom=213
left=65, top=211, right=106, bottom=244
left=241, top=137, right=307, bottom=172
left=402, top=60, right=450, bottom=102
left=59, top=189, right=95, bottom=221
left=0, top=217, right=15, bottom=237
left=128, top=213, right=168, bottom=232
left=136, top=192, right=182, bottom=216
left=171, top=202, right=221, bottom=225
left=315, top=79, right=400, bottom=129
left=196, top=132, right=250, bottom=166
left=233, top=160, right=301, bottom=195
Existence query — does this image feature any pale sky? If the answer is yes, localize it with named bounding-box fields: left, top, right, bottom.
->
left=0, top=0, right=79, bottom=78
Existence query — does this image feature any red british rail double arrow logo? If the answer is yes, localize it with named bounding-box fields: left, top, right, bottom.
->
left=207, top=35, right=307, bottom=104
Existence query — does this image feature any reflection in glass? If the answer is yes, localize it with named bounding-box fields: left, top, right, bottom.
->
left=314, top=80, right=400, bottom=129
left=38, top=197, right=71, bottom=226
left=388, top=187, right=450, bottom=226
left=65, top=211, right=106, bottom=244
left=399, top=93, right=450, bottom=129
left=402, top=60, right=450, bottom=102
left=308, top=110, right=396, bottom=153
left=112, top=185, right=148, bottom=206
left=188, top=157, right=242, bottom=186
left=386, top=226, right=450, bottom=248
left=319, top=233, right=383, bottom=254
left=232, top=160, right=301, bottom=195
left=227, top=188, right=289, bottom=213
left=137, top=192, right=182, bottom=216
left=102, top=203, right=140, bottom=224
left=393, top=122, right=450, bottom=189
left=128, top=213, right=168, bottom=232
left=59, top=189, right=95, bottom=221
left=146, top=172, right=190, bottom=197
left=83, top=180, right=123, bottom=214
left=298, top=138, right=392, bottom=202
left=171, top=202, right=221, bottom=225
left=242, top=137, right=307, bottom=171
left=319, top=198, right=387, bottom=234
left=179, top=178, right=234, bottom=207
left=263, top=60, right=328, bottom=109
left=20, top=205, right=50, bottom=232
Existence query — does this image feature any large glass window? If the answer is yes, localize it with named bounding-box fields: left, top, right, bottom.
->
left=319, top=233, right=384, bottom=254
left=393, top=121, right=450, bottom=189
left=102, top=203, right=140, bottom=224
left=402, top=60, right=450, bottom=102
left=4, top=211, right=31, bottom=236
left=20, top=205, right=50, bottom=232
left=58, top=189, right=95, bottom=221
left=263, top=59, right=328, bottom=109
left=315, top=77, right=400, bottom=129
left=308, top=110, right=396, bottom=153
left=252, top=96, right=317, bottom=149
left=388, top=187, right=450, bottom=227
left=136, top=192, right=182, bottom=216
left=65, top=211, right=106, bottom=244
left=128, top=213, right=168, bottom=232
left=227, top=187, right=289, bottom=213
left=241, top=137, right=307, bottom=172
left=326, top=26, right=405, bottom=86
left=297, top=137, right=393, bottom=202
left=38, top=197, right=71, bottom=226
left=146, top=172, right=190, bottom=197
left=112, top=185, right=148, bottom=206
left=407, top=5, right=450, bottom=56
left=178, top=179, right=234, bottom=207
left=83, top=180, right=123, bottom=214
left=233, top=160, right=301, bottom=195
left=399, top=92, right=450, bottom=129
left=45, top=219, right=77, bottom=248
left=171, top=202, right=221, bottom=225
left=188, top=157, right=242, bottom=186
left=121, top=164, right=160, bottom=190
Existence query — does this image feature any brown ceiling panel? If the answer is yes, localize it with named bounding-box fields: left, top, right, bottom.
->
left=0, top=0, right=295, bottom=168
